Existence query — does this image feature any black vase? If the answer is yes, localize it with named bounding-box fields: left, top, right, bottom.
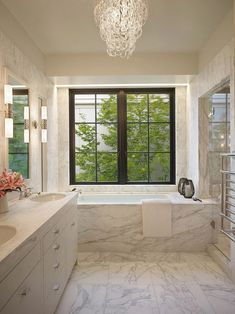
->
left=182, top=179, right=195, bottom=198
left=178, top=178, right=188, bottom=195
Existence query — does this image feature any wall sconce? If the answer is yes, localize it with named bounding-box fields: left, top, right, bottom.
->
left=24, top=106, right=30, bottom=143
left=4, top=85, right=13, bottom=138
left=41, top=105, right=47, bottom=143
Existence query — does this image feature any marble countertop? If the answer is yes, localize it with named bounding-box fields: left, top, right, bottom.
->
left=0, top=192, right=77, bottom=282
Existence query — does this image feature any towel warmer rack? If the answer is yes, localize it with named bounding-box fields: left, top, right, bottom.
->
left=220, top=153, right=235, bottom=241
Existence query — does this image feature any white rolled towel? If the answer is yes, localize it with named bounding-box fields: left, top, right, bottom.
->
left=142, top=199, right=172, bottom=237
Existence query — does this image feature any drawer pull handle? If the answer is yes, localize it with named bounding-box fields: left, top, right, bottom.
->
left=20, top=287, right=30, bottom=296
left=71, top=222, right=75, bottom=227
left=53, top=244, right=60, bottom=250
left=54, top=228, right=60, bottom=234
left=53, top=284, right=60, bottom=291
left=53, top=262, right=60, bottom=269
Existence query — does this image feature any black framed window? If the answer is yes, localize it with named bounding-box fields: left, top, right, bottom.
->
left=69, top=88, right=175, bottom=184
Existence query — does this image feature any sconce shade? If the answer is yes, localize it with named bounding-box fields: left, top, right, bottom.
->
left=41, top=105, right=47, bottom=143
left=5, top=118, right=13, bottom=138
left=4, top=85, right=13, bottom=104
left=24, top=106, right=29, bottom=120
left=41, top=106, right=47, bottom=119
left=41, top=129, right=47, bottom=143
left=24, top=129, right=29, bottom=143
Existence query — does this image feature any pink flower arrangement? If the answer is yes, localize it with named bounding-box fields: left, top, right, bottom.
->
left=0, top=169, right=25, bottom=198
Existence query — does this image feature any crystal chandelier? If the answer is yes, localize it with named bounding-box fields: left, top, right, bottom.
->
left=94, top=0, right=149, bottom=59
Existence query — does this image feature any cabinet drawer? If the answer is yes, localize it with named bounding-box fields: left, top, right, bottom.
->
left=0, top=243, right=40, bottom=311
left=44, top=277, right=67, bottom=314
left=43, top=216, right=67, bottom=253
left=44, top=232, right=66, bottom=297
left=1, top=261, right=43, bottom=314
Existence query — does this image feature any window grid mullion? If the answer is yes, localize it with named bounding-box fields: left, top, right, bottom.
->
left=95, top=94, right=98, bottom=182
left=147, top=94, right=150, bottom=182
left=70, top=88, right=175, bottom=185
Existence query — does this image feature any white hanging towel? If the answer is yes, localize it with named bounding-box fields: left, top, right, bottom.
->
left=142, top=199, right=172, bottom=237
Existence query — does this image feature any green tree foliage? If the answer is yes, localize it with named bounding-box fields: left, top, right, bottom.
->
left=75, top=93, right=171, bottom=182
left=9, top=95, right=29, bottom=178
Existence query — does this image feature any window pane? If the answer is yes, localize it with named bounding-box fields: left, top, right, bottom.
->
left=9, top=154, right=28, bottom=178
left=97, top=124, right=117, bottom=152
left=209, top=101, right=226, bottom=122
left=149, top=94, right=170, bottom=122
left=127, top=124, right=148, bottom=152
left=209, top=123, right=227, bottom=151
left=149, top=124, right=170, bottom=152
left=75, top=94, right=95, bottom=123
left=75, top=124, right=96, bottom=152
left=13, top=95, right=28, bottom=123
left=9, top=125, right=28, bottom=153
left=97, top=94, right=117, bottom=123
left=127, top=153, right=148, bottom=182
left=75, top=153, right=96, bottom=182
left=127, top=94, right=148, bottom=122
left=149, top=153, right=170, bottom=182
left=97, top=153, right=118, bottom=182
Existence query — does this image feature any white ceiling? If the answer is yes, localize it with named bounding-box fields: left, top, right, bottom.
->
left=2, top=0, right=233, bottom=55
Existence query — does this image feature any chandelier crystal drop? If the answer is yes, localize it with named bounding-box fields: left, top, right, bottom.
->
left=94, top=0, right=148, bottom=59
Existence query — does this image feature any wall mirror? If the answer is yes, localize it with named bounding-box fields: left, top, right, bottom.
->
left=4, top=68, right=30, bottom=180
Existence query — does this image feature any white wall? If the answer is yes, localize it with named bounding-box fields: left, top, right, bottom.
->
left=199, top=11, right=233, bottom=71
left=0, top=1, right=45, bottom=72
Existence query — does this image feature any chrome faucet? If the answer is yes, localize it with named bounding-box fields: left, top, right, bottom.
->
left=19, top=188, right=40, bottom=200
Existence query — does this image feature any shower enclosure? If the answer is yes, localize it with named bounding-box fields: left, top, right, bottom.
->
left=199, top=81, right=231, bottom=259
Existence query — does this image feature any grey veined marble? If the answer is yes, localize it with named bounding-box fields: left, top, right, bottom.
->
left=77, top=202, right=216, bottom=253
left=56, top=252, right=235, bottom=314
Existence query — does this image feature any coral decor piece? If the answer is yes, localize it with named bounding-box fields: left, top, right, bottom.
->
left=0, top=169, right=25, bottom=198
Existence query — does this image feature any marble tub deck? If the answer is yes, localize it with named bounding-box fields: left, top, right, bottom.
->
left=56, top=252, right=235, bottom=314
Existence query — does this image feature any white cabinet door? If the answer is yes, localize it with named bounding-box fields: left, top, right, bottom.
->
left=1, top=262, right=43, bottom=314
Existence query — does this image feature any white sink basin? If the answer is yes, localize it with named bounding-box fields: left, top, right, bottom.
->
left=30, top=193, right=66, bottom=203
left=0, top=225, right=16, bottom=245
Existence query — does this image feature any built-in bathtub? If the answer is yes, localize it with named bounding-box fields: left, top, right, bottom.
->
left=77, top=193, right=219, bottom=252
left=78, top=193, right=168, bottom=204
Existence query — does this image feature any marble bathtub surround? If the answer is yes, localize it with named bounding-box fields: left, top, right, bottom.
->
left=56, top=252, right=235, bottom=314
left=77, top=196, right=218, bottom=253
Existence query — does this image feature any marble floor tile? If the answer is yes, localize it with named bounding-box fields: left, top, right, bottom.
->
left=70, top=263, right=109, bottom=285
left=150, top=262, right=195, bottom=285
left=153, top=282, right=209, bottom=314
left=200, top=283, right=235, bottom=314
left=57, top=252, right=235, bottom=314
left=56, top=283, right=107, bottom=314
left=109, top=263, right=153, bottom=285
left=104, top=284, right=158, bottom=314
left=189, top=261, right=233, bottom=286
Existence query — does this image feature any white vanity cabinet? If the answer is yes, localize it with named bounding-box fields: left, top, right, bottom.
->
left=0, top=194, right=78, bottom=314
left=44, top=205, right=78, bottom=314
left=1, top=261, right=43, bottom=314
